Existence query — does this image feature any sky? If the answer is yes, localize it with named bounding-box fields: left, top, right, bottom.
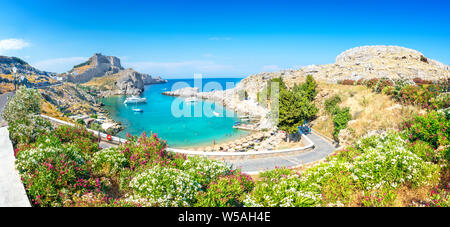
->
left=0, top=0, right=449, bottom=78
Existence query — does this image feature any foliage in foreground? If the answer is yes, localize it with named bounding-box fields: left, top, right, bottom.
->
left=14, top=126, right=251, bottom=207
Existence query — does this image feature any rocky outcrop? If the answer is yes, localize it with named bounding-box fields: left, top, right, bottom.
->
left=298, top=45, right=449, bottom=83
left=142, top=74, right=167, bottom=85
left=67, top=53, right=167, bottom=95
left=114, top=69, right=145, bottom=95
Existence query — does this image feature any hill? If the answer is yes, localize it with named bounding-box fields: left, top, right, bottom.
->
left=0, top=56, right=58, bottom=93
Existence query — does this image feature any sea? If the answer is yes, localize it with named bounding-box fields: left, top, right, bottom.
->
left=100, top=77, right=251, bottom=148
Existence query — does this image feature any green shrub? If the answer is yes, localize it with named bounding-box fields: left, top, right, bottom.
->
left=324, top=95, right=342, bottom=115
left=408, top=140, right=442, bottom=163
left=92, top=147, right=128, bottom=176
left=332, top=107, right=352, bottom=142
left=76, top=119, right=85, bottom=125
left=195, top=172, right=254, bottom=207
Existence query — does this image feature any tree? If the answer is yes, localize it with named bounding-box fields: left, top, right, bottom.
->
left=296, top=75, right=318, bottom=101
left=277, top=88, right=318, bottom=135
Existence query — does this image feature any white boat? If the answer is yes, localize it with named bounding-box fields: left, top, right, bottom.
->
left=132, top=108, right=143, bottom=112
left=124, top=96, right=147, bottom=104
left=184, top=97, right=198, bottom=103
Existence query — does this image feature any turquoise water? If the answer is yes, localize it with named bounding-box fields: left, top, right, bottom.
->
left=100, top=78, right=250, bottom=148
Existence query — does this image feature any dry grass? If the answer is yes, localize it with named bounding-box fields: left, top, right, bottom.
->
left=41, top=100, right=73, bottom=123
left=73, top=63, right=94, bottom=75
left=0, top=82, right=14, bottom=94
left=276, top=139, right=305, bottom=150
left=83, top=74, right=118, bottom=90
left=311, top=83, right=422, bottom=145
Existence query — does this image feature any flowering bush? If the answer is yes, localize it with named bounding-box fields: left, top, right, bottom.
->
left=195, top=172, right=254, bottom=207
left=179, top=156, right=233, bottom=188
left=427, top=185, right=449, bottom=207
left=302, top=160, right=358, bottom=206
left=351, top=132, right=438, bottom=190
left=402, top=111, right=449, bottom=152
left=92, top=147, right=128, bottom=175
left=129, top=165, right=201, bottom=207
left=119, top=132, right=171, bottom=171
left=52, top=125, right=100, bottom=154
left=52, top=125, right=97, bottom=143
left=1, top=86, right=42, bottom=123
left=244, top=168, right=322, bottom=207
left=15, top=144, right=101, bottom=206
left=7, top=115, right=52, bottom=145
left=373, top=78, right=394, bottom=93
left=397, top=84, right=449, bottom=110
left=360, top=187, right=398, bottom=207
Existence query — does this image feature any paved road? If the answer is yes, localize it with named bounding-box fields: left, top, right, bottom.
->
left=0, top=92, right=14, bottom=122
left=0, top=127, right=30, bottom=207
left=228, top=133, right=337, bottom=173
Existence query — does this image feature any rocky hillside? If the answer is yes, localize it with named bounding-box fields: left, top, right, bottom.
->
left=65, top=53, right=167, bottom=95
left=164, top=45, right=449, bottom=131
left=0, top=56, right=58, bottom=93
left=232, top=45, right=449, bottom=98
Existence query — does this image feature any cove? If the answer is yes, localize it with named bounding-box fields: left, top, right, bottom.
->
left=100, top=78, right=250, bottom=148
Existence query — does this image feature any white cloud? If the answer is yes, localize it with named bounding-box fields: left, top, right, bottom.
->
left=209, top=37, right=232, bottom=41
left=262, top=65, right=280, bottom=72
left=0, top=39, right=30, bottom=53
left=124, top=60, right=233, bottom=76
left=32, top=57, right=89, bottom=73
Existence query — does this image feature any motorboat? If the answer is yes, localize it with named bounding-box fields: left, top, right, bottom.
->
left=132, top=108, right=144, bottom=112
left=124, top=96, right=147, bottom=104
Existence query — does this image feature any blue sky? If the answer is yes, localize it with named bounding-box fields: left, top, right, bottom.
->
left=0, top=0, right=449, bottom=78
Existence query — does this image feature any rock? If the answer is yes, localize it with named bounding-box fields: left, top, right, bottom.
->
left=67, top=53, right=124, bottom=83
left=114, top=69, right=145, bottom=95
